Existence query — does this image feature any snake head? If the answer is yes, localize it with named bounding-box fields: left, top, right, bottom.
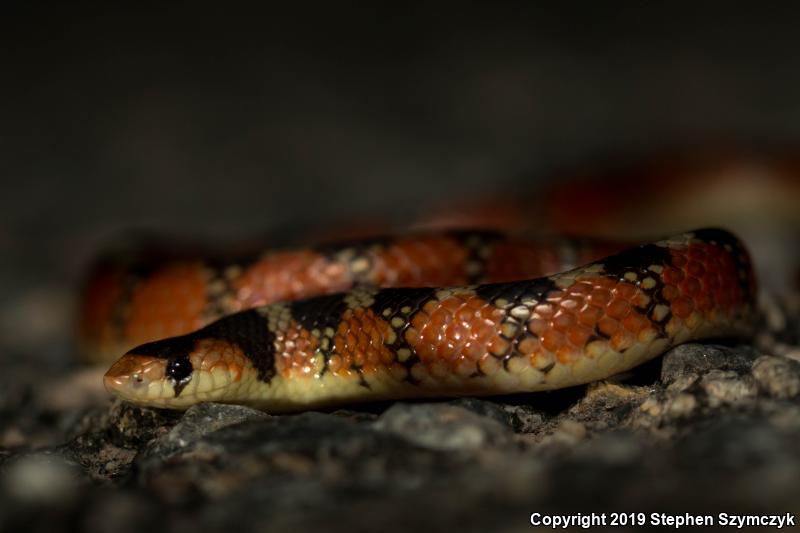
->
left=103, top=334, right=249, bottom=409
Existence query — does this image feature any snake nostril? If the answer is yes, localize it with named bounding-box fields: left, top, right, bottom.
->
left=133, top=373, right=144, bottom=384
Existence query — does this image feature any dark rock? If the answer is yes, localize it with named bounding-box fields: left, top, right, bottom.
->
left=143, top=402, right=268, bottom=459
left=544, top=411, right=800, bottom=513
left=447, top=396, right=547, bottom=433
left=78, top=492, right=161, bottom=533
left=566, top=381, right=649, bottom=430
left=62, top=401, right=181, bottom=482
left=136, top=411, right=471, bottom=504
left=72, top=400, right=182, bottom=449
left=660, top=343, right=758, bottom=386
left=671, top=415, right=800, bottom=509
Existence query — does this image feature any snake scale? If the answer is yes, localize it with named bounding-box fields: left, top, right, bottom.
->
left=96, top=228, right=756, bottom=411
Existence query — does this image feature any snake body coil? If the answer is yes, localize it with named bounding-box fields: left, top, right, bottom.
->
left=102, top=228, right=755, bottom=411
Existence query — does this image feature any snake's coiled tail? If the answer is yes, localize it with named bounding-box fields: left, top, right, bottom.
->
left=80, top=230, right=624, bottom=363
left=104, top=229, right=756, bottom=411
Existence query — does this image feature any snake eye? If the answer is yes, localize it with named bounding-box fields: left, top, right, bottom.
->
left=166, top=355, right=193, bottom=396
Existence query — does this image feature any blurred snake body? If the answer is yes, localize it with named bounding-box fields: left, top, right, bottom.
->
left=99, top=228, right=756, bottom=411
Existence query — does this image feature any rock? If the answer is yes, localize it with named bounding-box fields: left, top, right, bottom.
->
left=567, top=381, right=649, bottom=430
left=784, top=348, right=800, bottom=362
left=539, top=419, right=587, bottom=449
left=752, top=355, right=800, bottom=399
left=664, top=392, right=698, bottom=418
left=660, top=343, right=757, bottom=385
left=136, top=411, right=476, bottom=505
left=143, top=402, right=269, bottom=459
left=61, top=401, right=182, bottom=482
left=373, top=402, right=514, bottom=451
left=572, top=430, right=645, bottom=466
left=1, top=452, right=85, bottom=505
left=672, top=416, right=800, bottom=509
left=631, top=344, right=774, bottom=435
left=700, top=370, right=758, bottom=407
left=79, top=492, right=161, bottom=533
left=70, top=400, right=181, bottom=449
left=2, top=327, right=800, bottom=531
left=447, top=397, right=546, bottom=433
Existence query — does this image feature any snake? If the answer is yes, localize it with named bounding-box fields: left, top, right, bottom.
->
left=80, top=230, right=625, bottom=363
left=99, top=227, right=756, bottom=411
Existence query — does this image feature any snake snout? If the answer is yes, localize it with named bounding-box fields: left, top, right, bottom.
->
left=103, top=354, right=168, bottom=399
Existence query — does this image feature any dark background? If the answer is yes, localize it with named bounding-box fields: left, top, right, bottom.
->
left=2, top=3, right=799, bottom=360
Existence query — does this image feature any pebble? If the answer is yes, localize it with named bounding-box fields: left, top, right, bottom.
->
left=752, top=355, right=800, bottom=399
left=1, top=453, right=83, bottom=505
left=373, top=403, right=514, bottom=451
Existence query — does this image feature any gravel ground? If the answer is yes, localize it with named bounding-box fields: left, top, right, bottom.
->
left=2, top=340, right=800, bottom=532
